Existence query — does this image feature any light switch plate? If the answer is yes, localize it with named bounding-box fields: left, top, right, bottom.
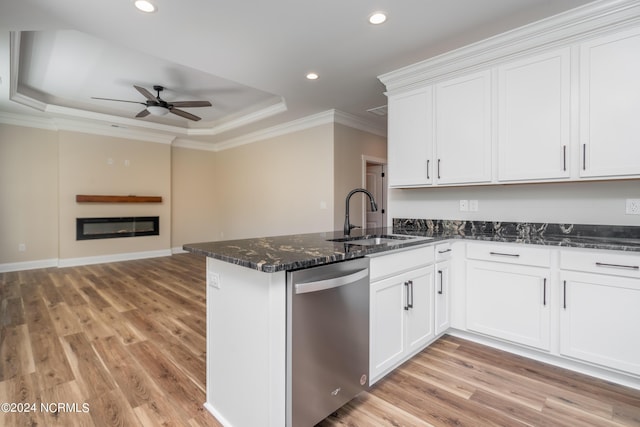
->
left=459, top=200, right=468, bottom=212
left=469, top=200, right=479, bottom=212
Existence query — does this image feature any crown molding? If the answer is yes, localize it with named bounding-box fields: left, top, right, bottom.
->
left=333, top=110, right=386, bottom=137
left=54, top=117, right=175, bottom=144
left=0, top=111, right=58, bottom=130
left=172, top=138, right=218, bottom=152
left=379, top=0, right=640, bottom=93
left=213, top=109, right=339, bottom=152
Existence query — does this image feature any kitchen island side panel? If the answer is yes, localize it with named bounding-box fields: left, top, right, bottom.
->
left=205, top=257, right=286, bottom=427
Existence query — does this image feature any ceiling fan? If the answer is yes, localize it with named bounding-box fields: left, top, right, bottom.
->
left=91, top=85, right=212, bottom=121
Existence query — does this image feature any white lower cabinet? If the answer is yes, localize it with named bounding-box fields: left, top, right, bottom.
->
left=370, top=266, right=434, bottom=383
left=466, top=260, right=551, bottom=351
left=559, top=250, right=640, bottom=376
left=369, top=246, right=435, bottom=384
left=435, top=243, right=452, bottom=335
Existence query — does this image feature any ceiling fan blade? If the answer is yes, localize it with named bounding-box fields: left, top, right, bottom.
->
left=91, top=97, right=145, bottom=105
left=134, top=85, right=157, bottom=101
left=170, top=108, right=201, bottom=121
left=170, top=100, right=212, bottom=108
left=136, top=109, right=150, bottom=118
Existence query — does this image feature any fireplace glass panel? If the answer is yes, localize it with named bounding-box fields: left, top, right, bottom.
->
left=76, top=217, right=159, bottom=240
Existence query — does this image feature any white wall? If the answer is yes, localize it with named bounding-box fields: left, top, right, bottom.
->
left=388, top=180, right=640, bottom=226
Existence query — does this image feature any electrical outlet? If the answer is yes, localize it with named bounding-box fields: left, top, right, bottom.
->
left=18, top=243, right=26, bottom=252
left=469, top=200, right=479, bottom=212
left=626, top=199, right=640, bottom=215
left=459, top=200, right=469, bottom=212
left=208, top=272, right=221, bottom=289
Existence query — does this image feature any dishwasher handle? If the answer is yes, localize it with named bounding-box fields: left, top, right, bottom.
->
left=295, top=268, right=369, bottom=294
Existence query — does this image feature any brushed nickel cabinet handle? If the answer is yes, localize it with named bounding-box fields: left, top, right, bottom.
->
left=489, top=251, right=520, bottom=258
left=563, top=145, right=566, bottom=171
left=438, top=270, right=443, bottom=295
left=543, top=278, right=547, bottom=306
left=427, top=159, right=430, bottom=180
left=563, top=280, right=567, bottom=309
left=404, top=282, right=409, bottom=311
left=595, top=262, right=639, bottom=270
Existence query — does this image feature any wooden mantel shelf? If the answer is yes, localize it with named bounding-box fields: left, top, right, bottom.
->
left=76, top=195, right=163, bottom=203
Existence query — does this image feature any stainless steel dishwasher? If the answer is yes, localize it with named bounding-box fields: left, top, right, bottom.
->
left=286, top=257, right=370, bottom=427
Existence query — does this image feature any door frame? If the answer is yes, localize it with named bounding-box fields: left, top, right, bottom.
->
left=361, top=155, right=388, bottom=228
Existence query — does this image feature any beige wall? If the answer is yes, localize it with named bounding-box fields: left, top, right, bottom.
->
left=214, top=124, right=335, bottom=240
left=171, top=146, right=219, bottom=247
left=0, top=120, right=386, bottom=269
left=333, top=123, right=387, bottom=229
left=0, top=124, right=59, bottom=264
left=58, top=131, right=171, bottom=260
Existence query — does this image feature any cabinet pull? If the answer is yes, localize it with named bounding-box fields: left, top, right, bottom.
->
left=582, top=144, right=586, bottom=170
left=543, top=278, right=547, bottom=306
left=437, top=159, right=441, bottom=179
left=427, top=159, right=430, bottom=180
left=438, top=270, right=443, bottom=295
left=595, top=262, right=639, bottom=270
left=404, top=281, right=410, bottom=311
left=438, top=248, right=452, bottom=254
left=489, top=251, right=520, bottom=258
left=563, top=145, right=566, bottom=172
left=408, top=280, right=414, bottom=309
left=563, top=280, right=567, bottom=309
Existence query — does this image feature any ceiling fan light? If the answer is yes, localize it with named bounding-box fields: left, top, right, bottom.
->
left=147, top=105, right=169, bottom=116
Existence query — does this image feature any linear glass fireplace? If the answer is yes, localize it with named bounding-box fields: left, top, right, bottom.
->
left=76, top=216, right=159, bottom=240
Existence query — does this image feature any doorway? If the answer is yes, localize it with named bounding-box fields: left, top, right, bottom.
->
left=362, top=156, right=387, bottom=229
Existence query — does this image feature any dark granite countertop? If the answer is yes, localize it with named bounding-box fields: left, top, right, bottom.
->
left=183, top=220, right=640, bottom=273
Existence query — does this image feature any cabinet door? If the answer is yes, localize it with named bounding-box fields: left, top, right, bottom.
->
left=466, top=260, right=550, bottom=350
left=370, top=276, right=406, bottom=380
left=435, top=260, right=451, bottom=335
left=387, top=87, right=434, bottom=187
left=498, top=48, right=570, bottom=181
left=405, top=267, right=435, bottom=353
left=580, top=27, right=640, bottom=178
left=435, top=70, right=492, bottom=184
left=560, top=272, right=640, bottom=376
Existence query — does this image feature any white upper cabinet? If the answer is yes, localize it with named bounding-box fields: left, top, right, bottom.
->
left=435, top=70, right=492, bottom=185
left=380, top=2, right=640, bottom=187
left=580, top=26, right=640, bottom=178
left=497, top=48, right=571, bottom=182
left=387, top=87, right=433, bottom=187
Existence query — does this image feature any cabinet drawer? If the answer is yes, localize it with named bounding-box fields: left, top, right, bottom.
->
left=466, top=242, right=551, bottom=267
left=369, top=246, right=435, bottom=281
left=560, top=249, right=640, bottom=278
left=435, top=242, right=452, bottom=261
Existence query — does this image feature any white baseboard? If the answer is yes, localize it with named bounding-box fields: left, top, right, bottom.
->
left=0, top=258, right=58, bottom=273
left=448, top=329, right=640, bottom=391
left=57, top=249, right=172, bottom=268
left=203, top=402, right=233, bottom=427
left=172, top=246, right=188, bottom=254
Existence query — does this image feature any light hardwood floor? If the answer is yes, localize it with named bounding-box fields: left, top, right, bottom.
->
left=1, top=254, right=639, bottom=426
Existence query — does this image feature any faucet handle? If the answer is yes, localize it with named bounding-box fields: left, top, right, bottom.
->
left=349, top=224, right=361, bottom=231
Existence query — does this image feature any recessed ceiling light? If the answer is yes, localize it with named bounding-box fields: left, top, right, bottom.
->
left=306, top=72, right=319, bottom=80
left=369, top=12, right=387, bottom=25
left=134, top=0, right=157, bottom=13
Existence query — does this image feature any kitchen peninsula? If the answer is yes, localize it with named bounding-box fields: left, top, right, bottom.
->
left=184, top=220, right=640, bottom=427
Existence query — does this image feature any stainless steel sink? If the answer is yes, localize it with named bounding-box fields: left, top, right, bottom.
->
left=328, top=234, right=432, bottom=246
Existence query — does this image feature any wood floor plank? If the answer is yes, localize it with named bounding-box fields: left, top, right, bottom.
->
left=59, top=332, right=116, bottom=399
left=0, top=373, right=46, bottom=427
left=3, top=253, right=640, bottom=427
left=29, top=331, right=75, bottom=389
left=0, top=324, right=35, bottom=381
